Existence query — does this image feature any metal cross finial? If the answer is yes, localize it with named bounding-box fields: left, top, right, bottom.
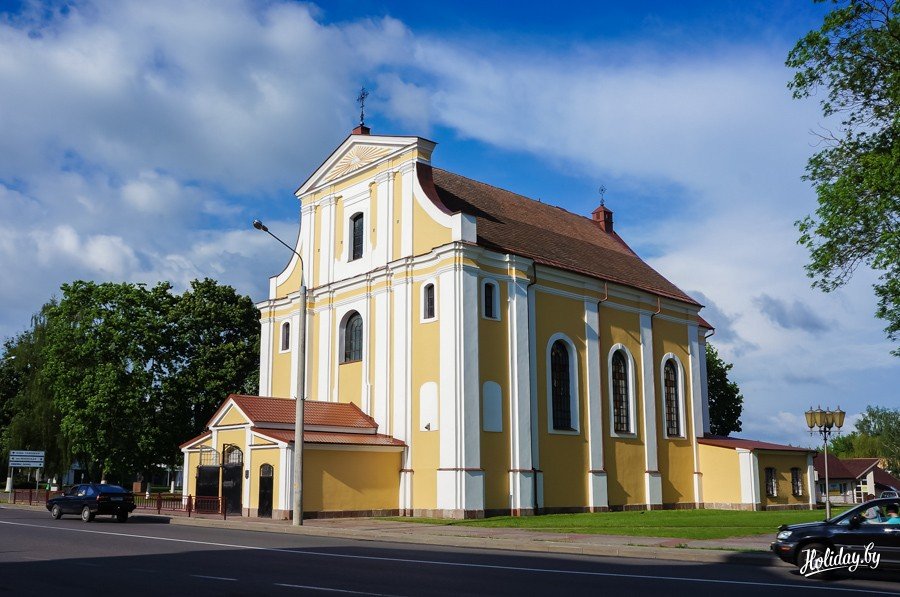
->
left=357, top=87, right=369, bottom=126
left=598, top=185, right=607, bottom=207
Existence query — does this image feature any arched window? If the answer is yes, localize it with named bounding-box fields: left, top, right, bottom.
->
left=223, top=445, right=243, bottom=465
left=664, top=359, right=680, bottom=437
left=423, top=283, right=435, bottom=319
left=280, top=321, right=291, bottom=352
left=550, top=340, right=572, bottom=430
left=343, top=311, right=363, bottom=362
left=612, top=351, right=630, bottom=433
left=350, top=213, right=364, bottom=261
left=484, top=282, right=496, bottom=319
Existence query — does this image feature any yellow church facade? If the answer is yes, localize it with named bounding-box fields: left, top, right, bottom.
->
left=181, top=125, right=815, bottom=518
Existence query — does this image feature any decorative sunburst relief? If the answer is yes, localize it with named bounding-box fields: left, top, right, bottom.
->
left=323, top=144, right=394, bottom=182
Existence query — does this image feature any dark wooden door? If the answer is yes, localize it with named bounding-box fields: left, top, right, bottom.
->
left=258, top=464, right=274, bottom=518
left=221, top=464, right=242, bottom=515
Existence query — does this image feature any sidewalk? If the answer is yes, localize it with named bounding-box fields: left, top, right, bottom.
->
left=1, top=500, right=780, bottom=567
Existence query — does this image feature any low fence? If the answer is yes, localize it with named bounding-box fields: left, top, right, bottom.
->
left=133, top=493, right=227, bottom=519
left=8, top=489, right=227, bottom=520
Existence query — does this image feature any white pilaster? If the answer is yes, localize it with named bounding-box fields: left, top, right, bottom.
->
left=639, top=313, right=662, bottom=507
left=392, top=266, right=413, bottom=510
left=400, top=164, right=414, bottom=257
left=436, top=255, right=483, bottom=513
left=289, top=312, right=300, bottom=399
left=698, top=331, right=711, bottom=435
left=318, top=195, right=336, bottom=286
left=807, top=453, right=816, bottom=509
left=259, top=309, right=273, bottom=396
left=507, top=260, right=535, bottom=513
left=373, top=287, right=390, bottom=431
left=584, top=300, right=608, bottom=510
left=687, top=322, right=703, bottom=505
left=527, top=284, right=542, bottom=509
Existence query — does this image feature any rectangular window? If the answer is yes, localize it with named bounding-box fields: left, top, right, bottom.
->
left=484, top=283, right=495, bottom=319
left=424, top=284, right=435, bottom=320
left=765, top=467, right=777, bottom=498
left=791, top=467, right=803, bottom=496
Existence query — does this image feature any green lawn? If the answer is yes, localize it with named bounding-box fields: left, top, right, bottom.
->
left=382, top=508, right=846, bottom=540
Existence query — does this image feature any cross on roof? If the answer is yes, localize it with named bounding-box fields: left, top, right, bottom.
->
left=357, top=87, right=369, bottom=126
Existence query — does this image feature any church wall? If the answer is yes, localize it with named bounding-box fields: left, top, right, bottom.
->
left=698, top=444, right=741, bottom=505
left=412, top=191, right=453, bottom=256
left=271, top=317, right=292, bottom=398
left=653, top=317, right=696, bottom=506
left=756, top=452, right=812, bottom=509
left=410, top=278, right=441, bottom=510
left=303, top=447, right=401, bottom=513
left=479, top=278, right=511, bottom=511
left=392, top=172, right=403, bottom=261
left=219, top=406, right=246, bottom=427
left=599, top=304, right=647, bottom=507
left=338, top=361, right=363, bottom=408
left=534, top=289, right=590, bottom=509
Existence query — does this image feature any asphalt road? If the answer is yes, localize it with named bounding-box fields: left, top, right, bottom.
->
left=1, top=507, right=898, bottom=596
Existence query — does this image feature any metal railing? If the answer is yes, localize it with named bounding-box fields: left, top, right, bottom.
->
left=9, top=489, right=227, bottom=520
left=133, top=493, right=228, bottom=519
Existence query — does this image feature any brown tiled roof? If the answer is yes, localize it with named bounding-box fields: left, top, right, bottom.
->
left=813, top=453, right=856, bottom=479
left=255, top=428, right=405, bottom=447
left=226, top=395, right=377, bottom=429
left=698, top=315, right=714, bottom=330
left=425, top=166, right=699, bottom=306
left=699, top=436, right=812, bottom=452
left=841, top=458, right=881, bottom=478
left=873, top=467, right=900, bottom=491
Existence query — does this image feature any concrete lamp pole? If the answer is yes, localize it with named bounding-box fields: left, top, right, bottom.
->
left=805, top=405, right=845, bottom=520
left=253, top=219, right=306, bottom=526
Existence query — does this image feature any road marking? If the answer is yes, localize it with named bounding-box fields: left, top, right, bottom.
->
left=191, top=575, right=236, bottom=581
left=0, top=519, right=894, bottom=595
left=273, top=583, right=398, bottom=595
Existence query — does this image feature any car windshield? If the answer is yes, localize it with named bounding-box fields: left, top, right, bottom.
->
left=829, top=499, right=900, bottom=524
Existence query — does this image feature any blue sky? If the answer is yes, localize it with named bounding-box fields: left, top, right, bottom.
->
left=0, top=0, right=896, bottom=446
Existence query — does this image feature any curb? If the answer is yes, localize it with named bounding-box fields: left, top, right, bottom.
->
left=1, top=502, right=780, bottom=567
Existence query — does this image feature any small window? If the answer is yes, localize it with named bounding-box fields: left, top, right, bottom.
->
left=766, top=467, right=777, bottom=498
left=550, top=340, right=572, bottom=430
left=423, top=283, right=435, bottom=320
left=280, top=321, right=291, bottom=352
left=350, top=213, right=364, bottom=261
left=612, top=351, right=630, bottom=433
left=342, top=311, right=363, bottom=362
left=664, top=359, right=681, bottom=437
left=791, top=468, right=803, bottom=496
left=481, top=280, right=501, bottom=320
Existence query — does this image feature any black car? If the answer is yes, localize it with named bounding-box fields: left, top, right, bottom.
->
left=771, top=498, right=900, bottom=574
left=46, top=483, right=136, bottom=523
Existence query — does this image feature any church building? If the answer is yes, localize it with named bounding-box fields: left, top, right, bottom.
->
left=181, top=124, right=815, bottom=518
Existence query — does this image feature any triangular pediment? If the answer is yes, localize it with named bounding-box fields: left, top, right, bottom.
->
left=295, top=133, right=434, bottom=198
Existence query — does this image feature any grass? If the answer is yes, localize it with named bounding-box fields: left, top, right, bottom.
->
left=381, top=508, right=848, bottom=540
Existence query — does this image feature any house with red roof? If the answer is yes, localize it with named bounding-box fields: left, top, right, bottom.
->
left=813, top=454, right=900, bottom=504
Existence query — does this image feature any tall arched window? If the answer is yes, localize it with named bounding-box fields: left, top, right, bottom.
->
left=423, top=283, right=436, bottom=319
left=350, top=213, right=364, bottom=261
left=612, top=351, right=630, bottom=433
left=664, top=359, right=680, bottom=437
left=550, top=340, right=572, bottom=430
left=484, top=282, right=495, bottom=319
left=280, top=321, right=291, bottom=352
left=343, top=311, right=363, bottom=362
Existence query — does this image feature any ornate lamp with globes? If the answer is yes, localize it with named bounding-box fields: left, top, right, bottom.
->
left=805, top=405, right=845, bottom=519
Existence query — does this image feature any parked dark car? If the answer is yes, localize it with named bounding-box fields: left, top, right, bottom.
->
left=771, top=498, right=900, bottom=573
left=46, top=483, right=136, bottom=523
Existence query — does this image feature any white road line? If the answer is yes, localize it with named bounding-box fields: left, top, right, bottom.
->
left=191, top=575, right=236, bottom=581
left=273, top=583, right=398, bottom=595
left=0, top=520, right=895, bottom=595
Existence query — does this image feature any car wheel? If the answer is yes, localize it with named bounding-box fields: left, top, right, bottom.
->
left=50, top=505, right=62, bottom=520
left=80, top=506, right=94, bottom=523
left=115, top=511, right=128, bottom=523
left=798, top=542, right=832, bottom=578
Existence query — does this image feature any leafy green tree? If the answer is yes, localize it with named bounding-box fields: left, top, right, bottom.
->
left=830, top=430, right=883, bottom=459
left=706, top=343, right=743, bottom=436
left=855, top=405, right=900, bottom=473
left=787, top=0, right=900, bottom=355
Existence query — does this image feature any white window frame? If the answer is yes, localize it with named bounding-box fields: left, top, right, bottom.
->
left=481, top=278, right=501, bottom=321
left=607, top=344, right=637, bottom=437
left=420, top=278, right=438, bottom=323
left=659, top=353, right=686, bottom=439
left=279, top=321, right=291, bottom=353
left=545, top=332, right=580, bottom=435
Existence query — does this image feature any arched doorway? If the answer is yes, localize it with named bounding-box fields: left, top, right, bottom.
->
left=196, top=446, right=219, bottom=498
left=221, top=445, right=243, bottom=516
left=258, top=464, right=274, bottom=518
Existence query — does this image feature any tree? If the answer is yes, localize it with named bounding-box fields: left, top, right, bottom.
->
left=706, top=343, right=743, bottom=436
left=829, top=406, right=900, bottom=473
left=787, top=0, right=900, bottom=355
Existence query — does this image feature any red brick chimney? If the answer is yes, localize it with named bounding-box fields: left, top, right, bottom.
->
left=592, top=204, right=613, bottom=233
left=351, top=124, right=370, bottom=135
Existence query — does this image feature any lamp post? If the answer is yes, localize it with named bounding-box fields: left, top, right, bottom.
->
left=805, top=405, right=845, bottom=519
left=253, top=219, right=306, bottom=526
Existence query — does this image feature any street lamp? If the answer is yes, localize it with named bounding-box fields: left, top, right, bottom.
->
left=253, top=219, right=307, bottom=526
left=805, top=405, right=845, bottom=519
